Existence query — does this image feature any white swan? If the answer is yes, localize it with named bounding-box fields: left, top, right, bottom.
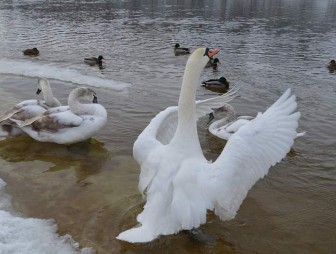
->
left=116, top=48, right=301, bottom=243
left=208, top=103, right=305, bottom=140
left=12, top=87, right=107, bottom=145
left=0, top=78, right=61, bottom=137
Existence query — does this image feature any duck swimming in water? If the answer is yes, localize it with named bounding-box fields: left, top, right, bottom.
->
left=174, top=43, right=190, bottom=56
left=327, top=59, right=336, bottom=72
left=84, top=55, right=104, bottom=66
left=205, top=57, right=220, bottom=70
left=201, top=76, right=230, bottom=93
left=22, top=48, right=39, bottom=56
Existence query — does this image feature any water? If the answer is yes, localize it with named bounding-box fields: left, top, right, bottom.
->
left=0, top=0, right=335, bottom=253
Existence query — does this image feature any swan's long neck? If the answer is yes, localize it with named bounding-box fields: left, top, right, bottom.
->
left=68, top=90, right=95, bottom=115
left=170, top=61, right=203, bottom=151
left=209, top=104, right=236, bottom=133
left=41, top=83, right=55, bottom=105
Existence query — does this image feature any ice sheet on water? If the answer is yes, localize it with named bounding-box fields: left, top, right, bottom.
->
left=0, top=58, right=130, bottom=91
left=0, top=178, right=94, bottom=254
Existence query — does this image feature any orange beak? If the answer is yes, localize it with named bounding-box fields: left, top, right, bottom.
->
left=208, top=48, right=219, bottom=58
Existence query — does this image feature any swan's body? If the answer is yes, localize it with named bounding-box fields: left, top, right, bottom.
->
left=13, top=87, right=107, bottom=144
left=174, top=43, right=190, bottom=55
left=116, top=48, right=301, bottom=243
left=208, top=104, right=305, bottom=140
left=0, top=78, right=61, bottom=137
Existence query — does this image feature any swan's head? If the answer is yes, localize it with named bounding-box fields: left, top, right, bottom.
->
left=36, top=78, right=49, bottom=94
left=187, top=48, right=219, bottom=72
left=70, top=87, right=98, bottom=104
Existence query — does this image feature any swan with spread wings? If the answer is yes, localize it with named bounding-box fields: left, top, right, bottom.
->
left=117, top=48, right=301, bottom=243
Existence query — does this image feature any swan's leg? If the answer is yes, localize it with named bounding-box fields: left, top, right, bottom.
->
left=182, top=228, right=216, bottom=245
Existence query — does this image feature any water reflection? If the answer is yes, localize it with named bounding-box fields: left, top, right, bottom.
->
left=0, top=136, right=110, bottom=182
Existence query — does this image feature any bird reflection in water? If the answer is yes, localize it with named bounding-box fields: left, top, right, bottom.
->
left=0, top=136, right=110, bottom=182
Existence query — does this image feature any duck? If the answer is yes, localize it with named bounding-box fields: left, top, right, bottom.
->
left=84, top=55, right=104, bottom=66
left=205, top=57, right=220, bottom=70
left=116, top=48, right=301, bottom=243
left=22, top=48, right=39, bottom=56
left=174, top=43, right=190, bottom=56
left=208, top=103, right=305, bottom=140
left=201, top=76, right=230, bottom=93
left=0, top=78, right=61, bottom=137
left=13, top=87, right=107, bottom=145
left=327, top=59, right=336, bottom=71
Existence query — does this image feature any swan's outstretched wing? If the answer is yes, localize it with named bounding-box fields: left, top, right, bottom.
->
left=195, top=87, right=239, bottom=118
left=133, top=88, right=239, bottom=165
left=203, top=89, right=300, bottom=220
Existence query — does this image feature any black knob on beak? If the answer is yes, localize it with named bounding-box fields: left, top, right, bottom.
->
left=93, top=95, right=98, bottom=103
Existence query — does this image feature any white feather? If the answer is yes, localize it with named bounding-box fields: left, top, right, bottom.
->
left=117, top=48, right=301, bottom=243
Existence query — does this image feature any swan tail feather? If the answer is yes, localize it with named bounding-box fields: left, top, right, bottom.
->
left=116, top=226, right=156, bottom=243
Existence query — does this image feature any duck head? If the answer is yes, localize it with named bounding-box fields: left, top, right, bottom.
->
left=219, top=77, right=228, bottom=83
left=213, top=58, right=220, bottom=64
left=97, top=55, right=104, bottom=61
left=174, top=43, right=180, bottom=49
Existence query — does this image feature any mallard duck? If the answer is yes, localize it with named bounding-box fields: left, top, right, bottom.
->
left=0, top=78, right=61, bottom=137
left=205, top=57, right=220, bottom=70
left=174, top=43, right=190, bottom=55
left=201, top=76, right=230, bottom=93
left=84, top=55, right=104, bottom=66
left=13, top=87, right=107, bottom=145
left=327, top=60, right=336, bottom=71
left=22, top=48, right=39, bottom=56
left=116, top=48, right=301, bottom=243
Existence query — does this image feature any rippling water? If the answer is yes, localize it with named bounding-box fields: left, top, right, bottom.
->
left=0, top=0, right=335, bottom=253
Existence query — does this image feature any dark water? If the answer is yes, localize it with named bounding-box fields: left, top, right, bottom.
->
left=0, top=0, right=335, bottom=253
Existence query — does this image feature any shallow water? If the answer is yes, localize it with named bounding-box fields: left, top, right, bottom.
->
left=0, top=0, right=336, bottom=253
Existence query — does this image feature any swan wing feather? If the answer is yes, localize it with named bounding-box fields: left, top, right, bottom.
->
left=204, top=88, right=300, bottom=220
left=133, top=87, right=239, bottom=165
left=17, top=106, right=82, bottom=131
left=195, top=87, right=239, bottom=118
